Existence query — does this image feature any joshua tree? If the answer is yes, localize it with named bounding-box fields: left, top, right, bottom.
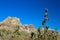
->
left=36, top=8, right=49, bottom=40
left=42, top=8, right=49, bottom=40
left=42, top=8, right=49, bottom=27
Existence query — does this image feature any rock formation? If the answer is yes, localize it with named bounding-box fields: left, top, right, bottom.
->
left=0, top=16, right=36, bottom=33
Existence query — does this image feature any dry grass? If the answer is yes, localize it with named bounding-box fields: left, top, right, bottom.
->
left=0, top=26, right=60, bottom=40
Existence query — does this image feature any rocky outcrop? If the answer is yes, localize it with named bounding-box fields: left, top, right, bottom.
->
left=0, top=16, right=36, bottom=33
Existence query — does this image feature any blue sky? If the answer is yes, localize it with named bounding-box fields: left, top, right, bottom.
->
left=0, top=0, right=60, bottom=31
